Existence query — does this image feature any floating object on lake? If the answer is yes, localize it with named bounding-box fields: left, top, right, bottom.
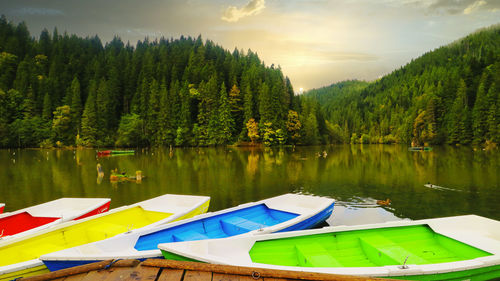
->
left=97, top=150, right=135, bottom=157
left=408, top=147, right=432, bottom=151
left=110, top=170, right=144, bottom=182
left=96, top=164, right=104, bottom=178
left=424, top=183, right=461, bottom=192
left=376, top=198, right=391, bottom=206
left=0, top=194, right=210, bottom=281
left=0, top=198, right=110, bottom=241
left=158, top=215, right=500, bottom=281
left=40, top=194, right=334, bottom=271
left=0, top=204, right=3, bottom=214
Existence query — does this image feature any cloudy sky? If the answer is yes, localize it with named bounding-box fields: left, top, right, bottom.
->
left=1, top=0, right=499, bottom=90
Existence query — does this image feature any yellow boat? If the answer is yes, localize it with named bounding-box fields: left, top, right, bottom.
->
left=0, top=194, right=210, bottom=280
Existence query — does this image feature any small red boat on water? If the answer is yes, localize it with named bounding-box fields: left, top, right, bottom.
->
left=97, top=150, right=135, bottom=157
left=0, top=203, right=4, bottom=214
left=0, top=198, right=110, bottom=239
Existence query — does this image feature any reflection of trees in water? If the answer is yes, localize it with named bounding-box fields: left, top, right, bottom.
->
left=246, top=152, right=259, bottom=178
left=0, top=146, right=498, bottom=220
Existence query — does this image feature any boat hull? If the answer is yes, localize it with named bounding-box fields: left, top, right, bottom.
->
left=0, top=198, right=111, bottom=239
left=159, top=215, right=500, bottom=281
left=41, top=194, right=335, bottom=272
left=0, top=195, right=210, bottom=280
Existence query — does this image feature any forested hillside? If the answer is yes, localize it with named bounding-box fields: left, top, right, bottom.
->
left=0, top=16, right=304, bottom=148
left=305, top=25, right=500, bottom=146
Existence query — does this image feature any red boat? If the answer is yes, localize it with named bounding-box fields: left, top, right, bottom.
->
left=0, top=203, right=4, bottom=214
left=0, top=198, right=110, bottom=239
left=97, top=150, right=135, bottom=157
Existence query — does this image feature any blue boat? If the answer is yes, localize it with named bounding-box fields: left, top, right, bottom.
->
left=41, top=194, right=335, bottom=271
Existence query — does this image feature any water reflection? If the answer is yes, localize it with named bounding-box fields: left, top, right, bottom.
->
left=0, top=145, right=498, bottom=225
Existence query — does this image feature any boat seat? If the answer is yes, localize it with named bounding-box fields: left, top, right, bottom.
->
left=173, top=230, right=209, bottom=242
left=359, top=235, right=428, bottom=266
left=295, top=243, right=342, bottom=267
left=220, top=216, right=264, bottom=236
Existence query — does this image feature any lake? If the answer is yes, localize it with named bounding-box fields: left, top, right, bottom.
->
left=1, top=145, right=498, bottom=225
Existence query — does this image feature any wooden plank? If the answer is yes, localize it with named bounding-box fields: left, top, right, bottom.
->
left=101, top=267, right=137, bottom=281
left=263, top=278, right=293, bottom=281
left=143, top=260, right=394, bottom=281
left=61, top=273, right=90, bottom=281
left=156, top=269, right=184, bottom=281
left=122, top=264, right=161, bottom=281
left=21, top=260, right=114, bottom=281
left=183, top=270, right=212, bottom=281
left=213, top=272, right=259, bottom=281
left=79, top=270, right=112, bottom=281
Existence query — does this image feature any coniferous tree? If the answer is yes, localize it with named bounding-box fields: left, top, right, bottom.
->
left=69, top=77, right=82, bottom=135
left=147, top=79, right=160, bottom=144
left=217, top=82, right=234, bottom=144
left=42, top=92, right=52, bottom=120
left=175, top=81, right=192, bottom=146
left=80, top=80, right=98, bottom=146
left=472, top=75, right=489, bottom=144
left=228, top=84, right=242, bottom=135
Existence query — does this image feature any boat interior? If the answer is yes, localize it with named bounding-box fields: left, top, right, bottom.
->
left=249, top=225, right=492, bottom=267
left=0, top=206, right=171, bottom=266
left=134, top=204, right=299, bottom=251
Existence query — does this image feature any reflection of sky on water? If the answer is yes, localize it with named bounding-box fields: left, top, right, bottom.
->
left=327, top=201, right=407, bottom=226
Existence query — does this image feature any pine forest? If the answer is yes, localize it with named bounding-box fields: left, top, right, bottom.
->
left=0, top=16, right=499, bottom=148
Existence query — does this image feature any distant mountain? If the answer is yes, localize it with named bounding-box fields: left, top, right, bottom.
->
left=305, top=25, right=500, bottom=146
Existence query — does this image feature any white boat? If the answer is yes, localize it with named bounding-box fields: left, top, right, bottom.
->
left=0, top=198, right=111, bottom=240
left=158, top=215, right=500, bottom=280
left=0, top=194, right=210, bottom=281
left=41, top=194, right=335, bottom=272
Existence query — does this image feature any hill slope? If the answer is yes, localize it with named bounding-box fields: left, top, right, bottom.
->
left=305, top=25, right=500, bottom=145
left=0, top=16, right=302, bottom=147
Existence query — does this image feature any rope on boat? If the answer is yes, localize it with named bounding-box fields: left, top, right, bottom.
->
left=104, top=259, right=122, bottom=270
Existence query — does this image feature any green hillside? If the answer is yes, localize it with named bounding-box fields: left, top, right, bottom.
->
left=0, top=16, right=301, bottom=148
left=305, top=25, right=500, bottom=146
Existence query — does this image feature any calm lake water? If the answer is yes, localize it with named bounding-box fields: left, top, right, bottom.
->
left=1, top=145, right=499, bottom=225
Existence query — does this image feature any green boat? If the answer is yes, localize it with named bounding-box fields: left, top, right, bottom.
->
left=97, top=150, right=135, bottom=156
left=408, top=147, right=433, bottom=151
left=159, top=215, right=500, bottom=281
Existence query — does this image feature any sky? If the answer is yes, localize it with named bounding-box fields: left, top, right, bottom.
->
left=1, top=0, right=499, bottom=91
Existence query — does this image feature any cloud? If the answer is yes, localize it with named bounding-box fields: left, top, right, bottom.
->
left=426, top=0, right=500, bottom=14
left=464, top=0, right=487, bottom=14
left=221, top=0, right=266, bottom=22
left=11, top=7, right=64, bottom=16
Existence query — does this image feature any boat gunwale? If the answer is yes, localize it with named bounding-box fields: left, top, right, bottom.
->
left=40, top=194, right=334, bottom=262
left=0, top=194, right=210, bottom=277
left=0, top=198, right=111, bottom=241
left=158, top=215, right=500, bottom=278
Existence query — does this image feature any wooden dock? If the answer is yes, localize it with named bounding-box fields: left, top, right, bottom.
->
left=19, top=259, right=396, bottom=281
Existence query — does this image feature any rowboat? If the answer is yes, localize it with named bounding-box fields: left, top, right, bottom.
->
left=0, top=198, right=110, bottom=240
left=0, top=204, right=3, bottom=214
left=408, top=147, right=432, bottom=151
left=97, top=150, right=135, bottom=156
left=0, top=194, right=210, bottom=281
left=41, top=194, right=334, bottom=271
left=158, top=215, right=500, bottom=281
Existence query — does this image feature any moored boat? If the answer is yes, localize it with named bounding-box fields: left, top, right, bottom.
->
left=0, top=204, right=3, bottom=214
left=408, top=147, right=432, bottom=151
left=0, top=194, right=210, bottom=281
left=0, top=198, right=110, bottom=240
left=158, top=215, right=500, bottom=281
left=97, top=150, right=135, bottom=157
left=41, top=194, right=335, bottom=272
